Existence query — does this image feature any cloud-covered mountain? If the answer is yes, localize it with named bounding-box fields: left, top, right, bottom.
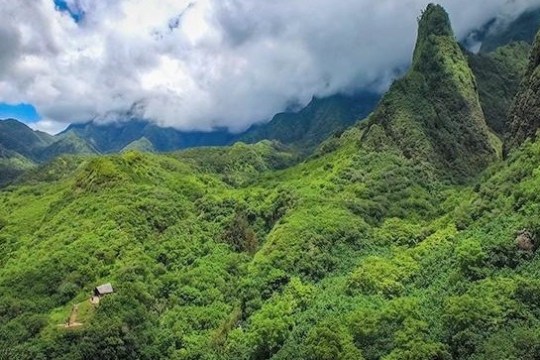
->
left=0, top=90, right=379, bottom=186
left=60, top=91, right=379, bottom=153
left=1, top=0, right=540, bottom=133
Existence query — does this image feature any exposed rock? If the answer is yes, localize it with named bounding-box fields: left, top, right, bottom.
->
left=505, top=30, right=540, bottom=153
left=516, top=229, right=537, bottom=253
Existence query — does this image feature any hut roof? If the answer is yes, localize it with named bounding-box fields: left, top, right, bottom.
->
left=95, top=283, right=114, bottom=295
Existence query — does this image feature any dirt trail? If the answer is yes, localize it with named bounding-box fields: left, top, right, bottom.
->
left=64, top=304, right=83, bottom=328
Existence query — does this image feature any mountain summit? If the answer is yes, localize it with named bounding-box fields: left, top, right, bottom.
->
left=413, top=3, right=454, bottom=65
left=362, top=4, right=497, bottom=179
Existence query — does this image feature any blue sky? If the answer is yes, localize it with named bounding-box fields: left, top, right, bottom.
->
left=0, top=1, right=80, bottom=126
left=0, top=103, right=41, bottom=123
left=53, top=0, right=84, bottom=22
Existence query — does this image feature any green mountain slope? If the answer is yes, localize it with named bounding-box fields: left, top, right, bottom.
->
left=0, top=119, right=99, bottom=186
left=0, top=119, right=54, bottom=159
left=506, top=30, right=540, bottom=152
left=0, top=145, right=35, bottom=186
left=121, top=137, right=156, bottom=153
left=240, top=93, right=379, bottom=153
left=38, top=133, right=99, bottom=162
left=468, top=42, right=531, bottom=135
left=4, top=4, right=540, bottom=360
left=362, top=4, right=496, bottom=179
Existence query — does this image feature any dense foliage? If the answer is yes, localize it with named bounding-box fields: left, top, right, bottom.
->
left=506, top=30, right=540, bottom=153
left=362, top=4, right=497, bottom=180
left=468, top=42, right=530, bottom=135
left=2, top=116, right=540, bottom=359
left=2, top=4, right=540, bottom=360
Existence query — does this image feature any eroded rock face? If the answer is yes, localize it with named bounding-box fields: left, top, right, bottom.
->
left=516, top=229, right=537, bottom=253
left=505, top=30, right=540, bottom=153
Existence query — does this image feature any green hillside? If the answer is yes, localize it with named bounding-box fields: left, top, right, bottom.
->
left=3, top=4, right=540, bottom=360
left=240, top=93, right=379, bottom=153
left=0, top=145, right=35, bottom=186
left=0, top=119, right=55, bottom=159
left=37, top=133, right=99, bottom=162
left=121, top=137, right=156, bottom=153
left=0, top=119, right=99, bottom=186
left=3, top=111, right=540, bottom=359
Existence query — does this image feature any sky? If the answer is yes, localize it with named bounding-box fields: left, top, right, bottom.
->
left=0, top=0, right=539, bottom=134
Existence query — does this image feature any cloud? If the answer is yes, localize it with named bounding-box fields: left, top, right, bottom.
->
left=28, top=118, right=70, bottom=134
left=1, top=0, right=539, bottom=134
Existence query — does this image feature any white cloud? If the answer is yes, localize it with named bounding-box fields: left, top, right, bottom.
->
left=1, top=0, right=539, bottom=133
left=29, top=118, right=70, bottom=134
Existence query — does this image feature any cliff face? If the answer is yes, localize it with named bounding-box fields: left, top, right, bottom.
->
left=362, top=4, right=496, bottom=180
left=505, top=31, right=540, bottom=153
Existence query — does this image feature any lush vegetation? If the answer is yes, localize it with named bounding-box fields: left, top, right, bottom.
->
left=362, top=4, right=497, bottom=180
left=3, top=111, right=540, bottom=359
left=468, top=42, right=530, bottom=135
left=2, top=4, right=540, bottom=360
left=506, top=30, right=540, bottom=153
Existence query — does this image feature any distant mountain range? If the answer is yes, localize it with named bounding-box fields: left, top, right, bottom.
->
left=1, top=93, right=380, bottom=155
left=479, top=6, right=540, bottom=53
left=0, top=92, right=378, bottom=184
left=1, top=5, right=539, bottom=187
left=59, top=92, right=380, bottom=154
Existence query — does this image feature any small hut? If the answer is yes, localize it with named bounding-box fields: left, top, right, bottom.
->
left=92, top=283, right=114, bottom=302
